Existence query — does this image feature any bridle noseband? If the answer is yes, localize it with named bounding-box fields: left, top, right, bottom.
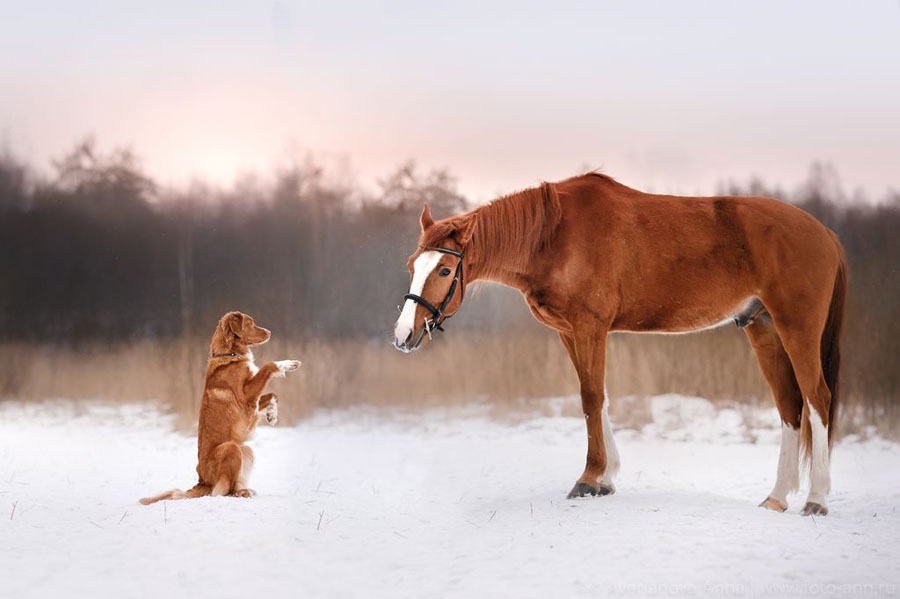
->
left=402, top=247, right=464, bottom=349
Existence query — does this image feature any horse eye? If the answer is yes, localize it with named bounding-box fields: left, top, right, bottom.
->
left=439, top=267, right=452, bottom=277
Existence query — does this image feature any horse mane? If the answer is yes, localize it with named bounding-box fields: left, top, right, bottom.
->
left=578, top=170, right=618, bottom=184
left=421, top=181, right=562, bottom=279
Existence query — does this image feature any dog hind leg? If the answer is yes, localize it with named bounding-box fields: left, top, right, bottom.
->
left=209, top=441, right=244, bottom=497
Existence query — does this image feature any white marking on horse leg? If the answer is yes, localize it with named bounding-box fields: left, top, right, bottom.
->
left=805, top=398, right=831, bottom=508
left=599, top=397, right=619, bottom=489
left=394, top=250, right=441, bottom=346
left=767, top=423, right=800, bottom=508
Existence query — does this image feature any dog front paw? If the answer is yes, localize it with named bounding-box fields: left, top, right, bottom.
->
left=275, top=360, right=301, bottom=376
left=263, top=397, right=278, bottom=426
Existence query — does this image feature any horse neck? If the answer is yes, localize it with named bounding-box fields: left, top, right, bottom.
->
left=464, top=191, right=556, bottom=291
left=466, top=245, right=527, bottom=290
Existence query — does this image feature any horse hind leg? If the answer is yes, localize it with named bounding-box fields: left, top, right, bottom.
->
left=744, top=315, right=802, bottom=512
left=770, top=317, right=833, bottom=516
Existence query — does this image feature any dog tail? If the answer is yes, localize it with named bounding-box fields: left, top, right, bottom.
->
left=139, top=483, right=211, bottom=505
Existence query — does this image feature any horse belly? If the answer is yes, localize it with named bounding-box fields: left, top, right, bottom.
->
left=612, top=295, right=757, bottom=334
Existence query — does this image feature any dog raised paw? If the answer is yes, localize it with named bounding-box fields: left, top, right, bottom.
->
left=274, top=360, right=301, bottom=376
left=263, top=398, right=278, bottom=426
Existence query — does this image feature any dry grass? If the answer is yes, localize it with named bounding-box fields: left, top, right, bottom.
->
left=0, top=327, right=888, bottom=436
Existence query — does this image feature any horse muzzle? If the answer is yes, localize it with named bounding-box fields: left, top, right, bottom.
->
left=392, top=332, right=415, bottom=353
left=392, top=324, right=427, bottom=353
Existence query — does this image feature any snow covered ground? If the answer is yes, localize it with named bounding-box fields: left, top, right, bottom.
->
left=2, top=398, right=899, bottom=598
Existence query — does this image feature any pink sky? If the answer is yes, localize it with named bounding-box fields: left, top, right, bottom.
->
left=2, top=1, right=898, bottom=202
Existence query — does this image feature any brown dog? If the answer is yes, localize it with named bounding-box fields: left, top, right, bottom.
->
left=140, top=311, right=300, bottom=504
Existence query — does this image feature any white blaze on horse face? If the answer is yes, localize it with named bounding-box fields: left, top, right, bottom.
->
left=394, top=251, right=442, bottom=347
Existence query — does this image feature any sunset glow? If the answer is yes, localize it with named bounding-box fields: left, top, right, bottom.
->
left=2, top=1, right=897, bottom=201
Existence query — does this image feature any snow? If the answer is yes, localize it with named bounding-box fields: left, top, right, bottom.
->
left=2, top=399, right=900, bottom=598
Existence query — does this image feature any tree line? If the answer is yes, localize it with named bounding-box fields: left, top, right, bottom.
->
left=0, top=142, right=897, bottom=410
left=0, top=142, right=471, bottom=341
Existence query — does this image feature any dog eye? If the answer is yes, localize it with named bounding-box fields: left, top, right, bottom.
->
left=439, top=267, right=452, bottom=277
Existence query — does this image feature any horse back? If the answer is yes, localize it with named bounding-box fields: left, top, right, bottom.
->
left=544, top=175, right=843, bottom=333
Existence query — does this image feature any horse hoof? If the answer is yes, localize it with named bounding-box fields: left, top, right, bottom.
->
left=758, top=497, right=787, bottom=512
left=567, top=482, right=615, bottom=499
left=800, top=502, right=828, bottom=516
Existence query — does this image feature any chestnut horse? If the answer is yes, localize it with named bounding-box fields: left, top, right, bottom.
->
left=393, top=173, right=846, bottom=516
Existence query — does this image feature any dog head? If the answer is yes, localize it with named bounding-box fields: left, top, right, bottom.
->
left=210, top=311, right=271, bottom=356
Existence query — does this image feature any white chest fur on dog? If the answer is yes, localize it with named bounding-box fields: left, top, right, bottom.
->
left=245, top=351, right=259, bottom=375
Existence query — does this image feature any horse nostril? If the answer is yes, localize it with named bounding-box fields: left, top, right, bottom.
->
left=404, top=332, right=413, bottom=345
left=392, top=335, right=413, bottom=353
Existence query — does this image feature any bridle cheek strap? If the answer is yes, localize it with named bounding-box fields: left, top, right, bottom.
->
left=402, top=247, right=464, bottom=348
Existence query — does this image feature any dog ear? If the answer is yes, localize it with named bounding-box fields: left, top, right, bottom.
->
left=228, top=312, right=245, bottom=337
left=420, top=203, right=435, bottom=231
left=211, top=312, right=236, bottom=354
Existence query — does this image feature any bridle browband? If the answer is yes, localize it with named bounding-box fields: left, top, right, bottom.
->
left=402, top=246, right=465, bottom=349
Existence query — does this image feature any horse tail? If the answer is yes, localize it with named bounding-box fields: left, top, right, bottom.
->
left=821, top=238, right=847, bottom=450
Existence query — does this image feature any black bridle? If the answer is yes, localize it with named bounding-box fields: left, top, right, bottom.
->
left=402, top=247, right=464, bottom=349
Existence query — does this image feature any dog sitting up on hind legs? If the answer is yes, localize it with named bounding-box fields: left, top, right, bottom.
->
left=140, top=311, right=300, bottom=504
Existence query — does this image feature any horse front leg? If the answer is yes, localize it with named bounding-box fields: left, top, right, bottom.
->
left=561, top=330, right=617, bottom=499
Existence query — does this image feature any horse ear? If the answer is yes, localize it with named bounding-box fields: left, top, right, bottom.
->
left=454, top=215, right=477, bottom=246
left=420, top=203, right=435, bottom=231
